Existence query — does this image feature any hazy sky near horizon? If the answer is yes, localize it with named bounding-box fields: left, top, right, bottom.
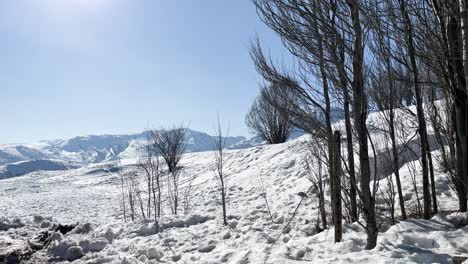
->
left=0, top=0, right=288, bottom=144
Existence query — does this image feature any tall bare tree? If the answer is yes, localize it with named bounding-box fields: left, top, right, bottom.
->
left=345, top=0, right=378, bottom=249
left=252, top=0, right=378, bottom=249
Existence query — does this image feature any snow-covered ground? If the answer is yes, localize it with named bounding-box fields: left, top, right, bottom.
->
left=1, top=106, right=468, bottom=263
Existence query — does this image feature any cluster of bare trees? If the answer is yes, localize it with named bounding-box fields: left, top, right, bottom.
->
left=250, top=0, right=468, bottom=249
left=115, top=119, right=235, bottom=228
left=118, top=127, right=188, bottom=227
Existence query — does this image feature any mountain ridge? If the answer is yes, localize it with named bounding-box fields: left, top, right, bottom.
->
left=0, top=129, right=249, bottom=166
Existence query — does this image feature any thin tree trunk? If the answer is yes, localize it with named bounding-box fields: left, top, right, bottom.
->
left=342, top=68, right=358, bottom=223
left=427, top=145, right=438, bottom=214
left=332, top=131, right=342, bottom=242
left=347, top=0, right=378, bottom=249
left=460, top=0, right=468, bottom=196
left=389, top=110, right=406, bottom=220
left=386, top=55, right=407, bottom=220
left=399, top=0, right=432, bottom=219
left=221, top=179, right=227, bottom=226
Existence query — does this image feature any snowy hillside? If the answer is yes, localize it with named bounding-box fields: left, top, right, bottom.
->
left=1, top=106, right=468, bottom=263
left=0, top=159, right=69, bottom=180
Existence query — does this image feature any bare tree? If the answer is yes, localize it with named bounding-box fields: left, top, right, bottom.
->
left=137, top=130, right=163, bottom=225
left=150, top=127, right=186, bottom=174
left=116, top=157, right=145, bottom=222
left=150, top=127, right=187, bottom=215
left=182, top=173, right=197, bottom=216
left=212, top=115, right=229, bottom=226
left=251, top=0, right=377, bottom=248
left=344, top=0, right=378, bottom=249
left=246, top=83, right=294, bottom=144
left=367, top=2, right=408, bottom=220
left=393, top=0, right=434, bottom=219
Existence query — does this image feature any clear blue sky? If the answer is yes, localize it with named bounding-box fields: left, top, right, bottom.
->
left=0, top=0, right=288, bottom=144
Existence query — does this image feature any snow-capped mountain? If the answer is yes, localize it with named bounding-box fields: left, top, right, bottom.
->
left=0, top=129, right=246, bottom=167
left=0, top=130, right=246, bottom=178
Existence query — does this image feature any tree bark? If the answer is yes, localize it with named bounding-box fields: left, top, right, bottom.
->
left=399, top=0, right=432, bottom=219
left=332, top=130, right=342, bottom=242
left=347, top=0, right=378, bottom=249
left=341, top=58, right=358, bottom=222
left=460, top=0, right=468, bottom=196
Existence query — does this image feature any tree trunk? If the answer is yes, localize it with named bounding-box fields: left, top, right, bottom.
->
left=221, top=179, right=227, bottom=226
left=342, top=67, right=358, bottom=223
left=332, top=131, right=343, bottom=242
left=389, top=109, right=406, bottom=220
left=427, top=136, right=438, bottom=214
left=460, top=0, right=468, bottom=196
left=347, top=0, right=378, bottom=249
left=446, top=5, right=468, bottom=211
left=399, top=0, right=432, bottom=219
left=319, top=177, right=327, bottom=229
left=456, top=123, right=468, bottom=211
left=386, top=51, right=407, bottom=221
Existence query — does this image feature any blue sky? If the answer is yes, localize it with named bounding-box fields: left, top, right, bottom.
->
left=0, top=0, right=288, bottom=144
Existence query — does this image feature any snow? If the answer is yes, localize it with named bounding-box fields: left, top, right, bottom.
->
left=0, top=159, right=69, bottom=179
left=0, top=129, right=247, bottom=168
left=0, top=103, right=467, bottom=263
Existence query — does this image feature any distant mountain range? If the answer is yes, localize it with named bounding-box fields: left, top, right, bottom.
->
left=0, top=126, right=315, bottom=179
left=0, top=129, right=248, bottom=167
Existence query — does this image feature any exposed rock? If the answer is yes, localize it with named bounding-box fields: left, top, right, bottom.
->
left=71, top=223, right=93, bottom=234
left=147, top=247, right=164, bottom=260
left=172, top=254, right=182, bottom=262
left=65, top=246, right=83, bottom=261
left=222, top=231, right=231, bottom=239
left=198, top=243, right=216, bottom=253
left=89, top=238, right=108, bottom=252
left=54, top=223, right=77, bottom=235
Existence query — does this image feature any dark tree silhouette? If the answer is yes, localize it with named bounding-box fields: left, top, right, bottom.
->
left=245, top=83, right=294, bottom=144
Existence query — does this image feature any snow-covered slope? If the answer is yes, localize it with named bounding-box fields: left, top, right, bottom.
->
left=0, top=159, right=69, bottom=180
left=0, top=145, right=49, bottom=165
left=0, top=102, right=467, bottom=263
left=229, top=129, right=305, bottom=149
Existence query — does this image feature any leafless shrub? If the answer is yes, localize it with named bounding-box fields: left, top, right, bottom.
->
left=137, top=130, right=163, bottom=226
left=258, top=179, right=275, bottom=224
left=305, top=138, right=328, bottom=230
left=407, top=160, right=422, bottom=217
left=150, top=127, right=186, bottom=174
left=182, top=173, right=197, bottom=216
left=212, top=115, right=229, bottom=225
left=246, top=83, right=294, bottom=144
left=379, top=147, right=396, bottom=225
